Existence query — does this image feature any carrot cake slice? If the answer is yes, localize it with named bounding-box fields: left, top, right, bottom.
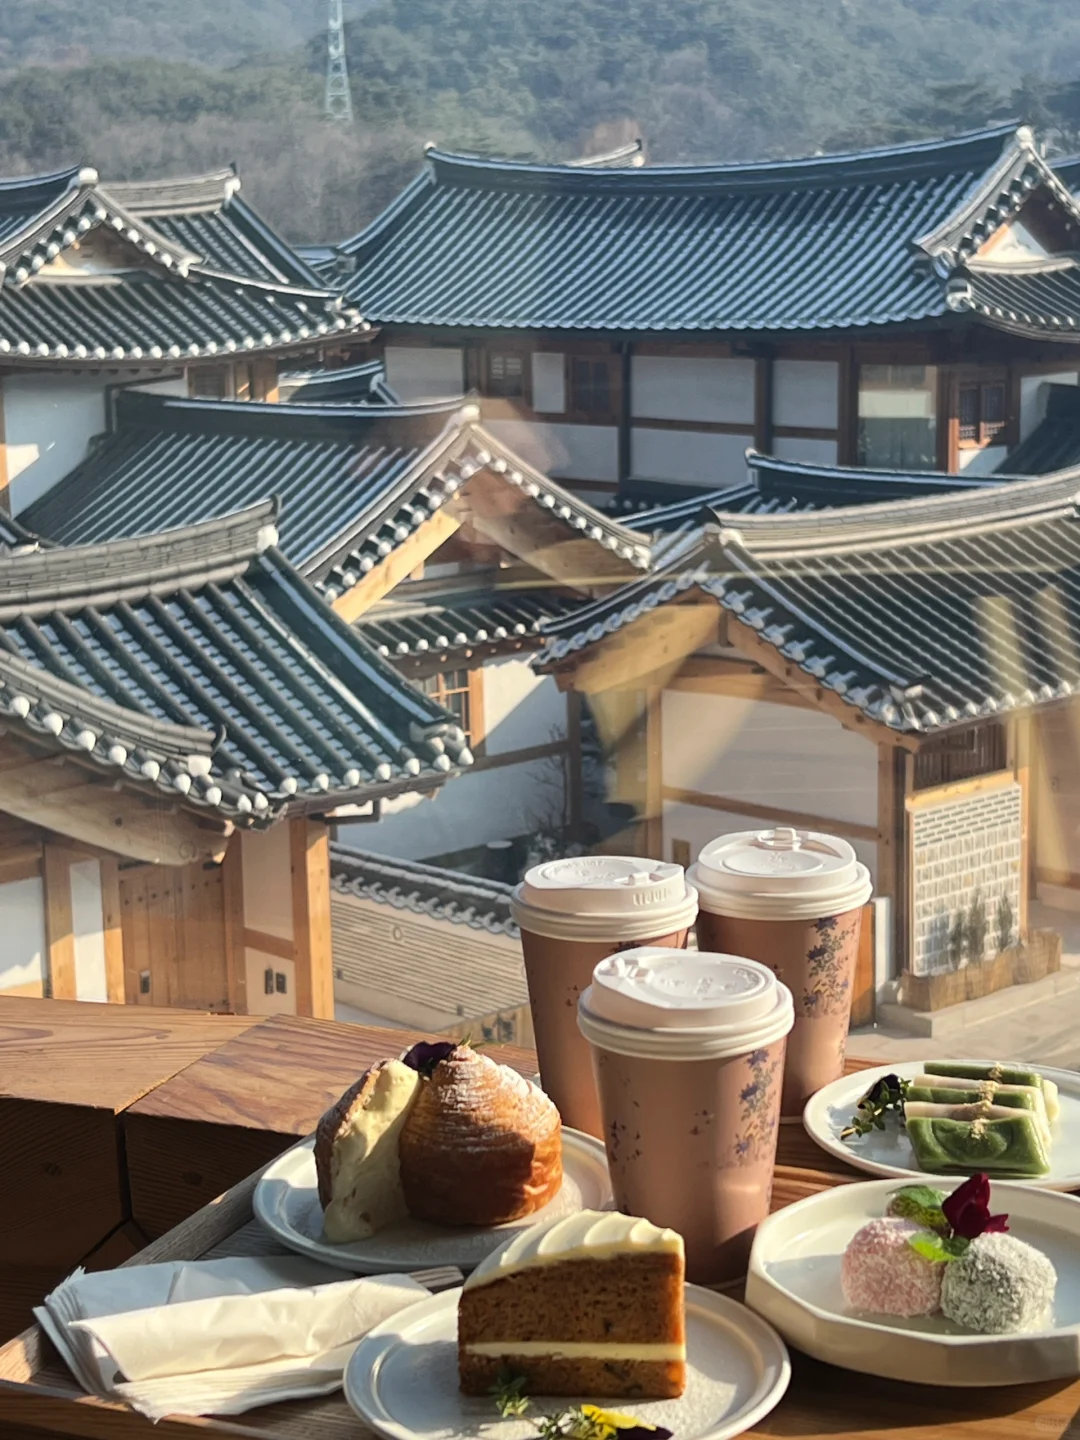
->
left=458, top=1210, right=686, bottom=1399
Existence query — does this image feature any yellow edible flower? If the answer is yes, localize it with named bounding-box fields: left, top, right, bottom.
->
left=580, top=1405, right=659, bottom=1433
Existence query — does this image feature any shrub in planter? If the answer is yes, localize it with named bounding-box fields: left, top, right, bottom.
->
left=965, top=889, right=988, bottom=964
left=996, top=891, right=1015, bottom=954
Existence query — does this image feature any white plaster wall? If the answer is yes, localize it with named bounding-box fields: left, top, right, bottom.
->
left=0, top=876, right=46, bottom=993
left=663, top=799, right=879, bottom=887
left=383, top=345, right=464, bottom=401
left=483, top=660, right=566, bottom=755
left=532, top=353, right=566, bottom=413
left=661, top=692, right=878, bottom=828
left=241, top=825, right=294, bottom=941
left=484, top=418, right=618, bottom=483
left=70, top=858, right=108, bottom=1003
left=771, top=435, right=839, bottom=466
left=632, top=356, right=755, bottom=424
left=958, top=445, right=1008, bottom=475
left=632, top=426, right=751, bottom=487
left=351, top=755, right=566, bottom=859
left=1020, top=372, right=1079, bottom=442
left=3, top=375, right=110, bottom=512
left=772, top=360, right=839, bottom=430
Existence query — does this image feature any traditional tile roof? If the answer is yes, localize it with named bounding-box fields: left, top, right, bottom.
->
left=0, top=502, right=472, bottom=822
left=746, top=451, right=1006, bottom=506
left=331, top=841, right=518, bottom=936
left=358, top=582, right=587, bottom=661
left=339, top=123, right=1080, bottom=337
left=538, top=467, right=1080, bottom=736
left=613, top=481, right=799, bottom=528
left=24, top=392, right=652, bottom=598
left=278, top=358, right=399, bottom=404
left=1003, top=384, right=1080, bottom=474
left=0, top=165, right=363, bottom=364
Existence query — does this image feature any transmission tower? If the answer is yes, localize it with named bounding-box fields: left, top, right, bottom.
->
left=324, top=0, right=354, bottom=123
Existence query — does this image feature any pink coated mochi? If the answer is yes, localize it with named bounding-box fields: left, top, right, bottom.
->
left=841, top=1217, right=945, bottom=1318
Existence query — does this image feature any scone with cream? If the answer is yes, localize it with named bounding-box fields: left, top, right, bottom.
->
left=314, top=1059, right=421, bottom=1242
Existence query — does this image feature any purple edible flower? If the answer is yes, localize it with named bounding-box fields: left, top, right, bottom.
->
left=400, top=1040, right=457, bottom=1076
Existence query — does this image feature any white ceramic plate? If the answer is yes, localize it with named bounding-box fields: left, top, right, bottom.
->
left=253, top=1129, right=612, bottom=1274
left=343, top=1285, right=790, bottom=1440
left=803, top=1060, right=1080, bottom=1189
left=746, top=1177, right=1080, bottom=1386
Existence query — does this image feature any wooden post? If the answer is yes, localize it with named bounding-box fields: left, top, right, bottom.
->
left=1012, top=713, right=1033, bottom=936
left=566, top=690, right=584, bottom=842
left=221, top=835, right=248, bottom=1015
left=754, top=351, right=774, bottom=454
left=42, top=845, right=75, bottom=1001
left=617, top=341, right=632, bottom=492
left=644, top=686, right=664, bottom=860
left=837, top=345, right=858, bottom=466
left=290, top=820, right=334, bottom=1020
left=0, top=377, right=9, bottom=515
left=99, top=857, right=125, bottom=1005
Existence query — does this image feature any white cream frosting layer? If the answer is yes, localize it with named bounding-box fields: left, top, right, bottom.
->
left=463, top=1341, right=686, bottom=1361
left=464, top=1210, right=683, bottom=1290
left=323, top=1060, right=421, bottom=1243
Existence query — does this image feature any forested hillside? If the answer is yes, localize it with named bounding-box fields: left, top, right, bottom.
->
left=2, top=0, right=1080, bottom=242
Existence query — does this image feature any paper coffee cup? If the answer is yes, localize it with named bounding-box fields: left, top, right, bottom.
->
left=689, top=827, right=873, bottom=1116
left=511, top=857, right=698, bottom=1136
left=579, top=946, right=793, bottom=1284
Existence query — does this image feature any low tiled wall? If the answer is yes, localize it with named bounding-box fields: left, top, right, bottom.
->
left=910, top=778, right=1022, bottom=975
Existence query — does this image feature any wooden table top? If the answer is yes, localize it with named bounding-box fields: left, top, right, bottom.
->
left=2, top=1045, right=1078, bottom=1440
left=0, top=996, right=259, bottom=1112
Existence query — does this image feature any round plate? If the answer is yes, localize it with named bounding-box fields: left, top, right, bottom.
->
left=803, top=1060, right=1080, bottom=1189
left=746, top=1177, right=1080, bottom=1386
left=253, top=1129, right=612, bottom=1273
left=343, top=1285, right=790, bottom=1440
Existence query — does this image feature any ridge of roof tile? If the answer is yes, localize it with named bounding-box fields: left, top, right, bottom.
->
left=331, top=841, right=519, bottom=937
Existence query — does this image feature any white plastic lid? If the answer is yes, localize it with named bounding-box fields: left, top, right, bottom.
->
left=511, top=856, right=698, bottom=941
left=578, top=946, right=794, bottom=1060
left=689, top=827, right=872, bottom=921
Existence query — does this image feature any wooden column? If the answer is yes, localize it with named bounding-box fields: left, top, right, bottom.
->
left=99, top=857, right=125, bottom=1005
left=617, top=341, right=633, bottom=491
left=837, top=345, right=858, bottom=466
left=1010, top=713, right=1033, bottom=936
left=221, top=835, right=248, bottom=1014
left=754, top=351, right=774, bottom=454
left=644, top=686, right=664, bottom=860
left=42, top=844, right=75, bottom=1001
left=252, top=360, right=279, bottom=403
left=566, top=690, right=584, bottom=842
left=290, top=819, right=334, bottom=1020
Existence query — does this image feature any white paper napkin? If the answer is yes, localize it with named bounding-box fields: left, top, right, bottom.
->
left=36, top=1255, right=429, bottom=1421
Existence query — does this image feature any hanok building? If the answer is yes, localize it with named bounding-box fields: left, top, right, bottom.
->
left=22, top=389, right=651, bottom=868
left=330, top=842, right=529, bottom=1041
left=536, top=457, right=1080, bottom=1013
left=0, top=165, right=364, bottom=512
left=333, top=124, right=1080, bottom=504
left=0, top=503, right=472, bottom=1015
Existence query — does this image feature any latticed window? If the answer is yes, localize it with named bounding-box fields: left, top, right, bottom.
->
left=958, top=382, right=1006, bottom=445
left=487, top=351, right=525, bottom=397
left=569, top=357, right=611, bottom=414
left=420, top=668, right=477, bottom=742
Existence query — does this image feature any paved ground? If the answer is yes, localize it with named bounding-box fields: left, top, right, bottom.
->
left=848, top=899, right=1080, bottom=1069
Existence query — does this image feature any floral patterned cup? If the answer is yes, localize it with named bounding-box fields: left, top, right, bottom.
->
left=578, top=948, right=793, bottom=1285
left=690, top=828, right=872, bottom=1118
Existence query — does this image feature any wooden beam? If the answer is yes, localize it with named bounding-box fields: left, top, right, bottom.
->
left=0, top=750, right=230, bottom=866
left=42, top=844, right=74, bottom=1001
left=331, top=508, right=461, bottom=623
left=553, top=603, right=721, bottom=696
left=904, top=769, right=1015, bottom=811
left=665, top=659, right=815, bottom=708
left=468, top=738, right=568, bottom=773
left=662, top=785, right=880, bottom=844
left=221, top=835, right=247, bottom=1015
left=0, top=376, right=9, bottom=514
left=0, top=842, right=42, bottom=886
left=290, top=819, right=334, bottom=1020
left=566, top=689, right=584, bottom=841
left=243, top=927, right=295, bottom=963
left=723, top=612, right=922, bottom=751
left=99, top=856, right=125, bottom=1005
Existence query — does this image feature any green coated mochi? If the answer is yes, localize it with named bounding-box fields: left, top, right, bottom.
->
left=923, top=1062, right=1045, bottom=1091
left=905, top=1114, right=1051, bottom=1177
left=904, top=1086, right=1040, bottom=1114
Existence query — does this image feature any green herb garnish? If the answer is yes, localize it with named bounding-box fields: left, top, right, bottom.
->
left=490, top=1371, right=672, bottom=1439
left=841, top=1073, right=908, bottom=1139
left=886, top=1184, right=950, bottom=1233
